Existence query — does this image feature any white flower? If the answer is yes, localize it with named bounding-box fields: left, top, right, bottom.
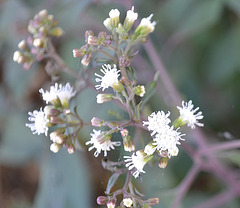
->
left=143, top=111, right=171, bottom=136
left=103, top=9, right=120, bottom=30
left=153, top=126, right=184, bottom=157
left=139, top=14, right=156, bottom=33
left=39, top=83, right=76, bottom=107
left=124, top=151, right=148, bottom=178
left=109, top=9, right=120, bottom=18
left=86, top=129, right=121, bottom=157
left=26, top=108, right=49, bottom=136
left=123, top=198, right=133, bottom=207
left=126, top=6, right=138, bottom=22
left=177, top=100, right=204, bottom=129
left=95, top=64, right=120, bottom=91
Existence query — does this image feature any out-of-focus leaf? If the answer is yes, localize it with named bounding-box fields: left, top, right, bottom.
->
left=226, top=0, right=240, bottom=17
left=176, top=0, right=223, bottom=35
left=105, top=172, right=121, bottom=194
left=34, top=150, right=91, bottom=208
left=0, top=112, right=44, bottom=166
left=206, top=26, right=240, bottom=84
left=221, top=150, right=240, bottom=166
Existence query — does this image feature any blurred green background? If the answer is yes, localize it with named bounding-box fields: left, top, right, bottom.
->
left=0, top=0, right=240, bottom=207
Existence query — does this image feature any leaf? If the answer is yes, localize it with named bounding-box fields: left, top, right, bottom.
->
left=105, top=172, right=121, bottom=194
left=220, top=150, right=240, bottom=167
left=0, top=112, right=44, bottom=166
left=226, top=0, right=240, bottom=17
left=34, top=150, right=91, bottom=208
left=177, top=0, right=223, bottom=35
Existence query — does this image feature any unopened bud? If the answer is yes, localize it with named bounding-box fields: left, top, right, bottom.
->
left=87, top=36, right=98, bottom=45
left=38, top=9, right=48, bottom=19
left=107, top=199, right=116, bottom=208
left=50, top=116, right=63, bottom=124
left=67, top=144, right=75, bottom=154
left=119, top=55, right=131, bottom=68
left=13, top=51, right=21, bottom=62
left=97, top=196, right=108, bottom=205
left=33, top=38, right=43, bottom=47
left=134, top=85, right=145, bottom=97
left=17, top=55, right=26, bottom=64
left=146, top=198, right=160, bottom=206
left=81, top=54, right=92, bottom=66
left=123, top=6, right=138, bottom=32
left=158, top=157, right=168, bottom=169
left=91, top=117, right=105, bottom=127
left=85, top=30, right=94, bottom=42
left=49, top=27, right=64, bottom=37
left=96, top=132, right=111, bottom=144
left=123, top=136, right=135, bottom=152
left=72, top=48, right=85, bottom=58
left=96, top=94, right=113, bottom=104
left=50, top=142, right=61, bottom=153
left=18, top=40, right=28, bottom=50
left=111, top=81, right=124, bottom=92
left=47, top=14, right=54, bottom=21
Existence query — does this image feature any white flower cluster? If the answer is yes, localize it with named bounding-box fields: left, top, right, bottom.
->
left=143, top=111, right=184, bottom=157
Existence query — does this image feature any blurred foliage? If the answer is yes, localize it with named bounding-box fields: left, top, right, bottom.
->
left=1, top=0, right=240, bottom=208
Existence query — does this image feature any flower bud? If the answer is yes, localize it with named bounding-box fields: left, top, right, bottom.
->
left=33, top=38, right=43, bottom=48
left=96, top=132, right=112, bottom=144
left=85, top=30, right=94, bottom=42
left=50, top=116, right=64, bottom=124
left=38, top=9, right=48, bottom=19
left=72, top=48, right=85, bottom=58
left=158, top=157, right=168, bottom=169
left=107, top=199, right=116, bottom=208
left=49, top=27, right=64, bottom=37
left=17, top=55, right=26, bottom=64
left=123, top=6, right=138, bottom=31
left=103, top=9, right=120, bottom=31
left=87, top=35, right=99, bottom=45
left=146, top=198, right=160, bottom=206
left=50, top=131, right=66, bottom=144
left=96, top=196, right=108, bottom=205
left=144, top=142, right=156, bottom=155
left=91, top=117, right=105, bottom=127
left=13, top=51, right=21, bottom=62
left=111, top=81, right=124, bottom=92
left=18, top=40, right=28, bottom=50
left=119, top=55, right=131, bottom=68
left=96, top=94, right=113, bottom=104
left=134, top=85, right=145, bottom=97
left=50, top=142, right=61, bottom=153
left=67, top=144, right=75, bottom=154
left=123, top=136, right=135, bottom=152
left=81, top=54, right=92, bottom=66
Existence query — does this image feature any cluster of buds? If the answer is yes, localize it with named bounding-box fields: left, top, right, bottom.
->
left=13, top=10, right=63, bottom=70
left=72, top=30, right=112, bottom=66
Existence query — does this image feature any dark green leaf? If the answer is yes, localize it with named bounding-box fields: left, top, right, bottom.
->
left=105, top=172, right=121, bottom=194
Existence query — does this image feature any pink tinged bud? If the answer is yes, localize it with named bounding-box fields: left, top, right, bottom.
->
left=91, top=117, right=105, bottom=127
left=87, top=36, right=99, bottom=45
left=158, top=157, right=168, bottom=169
left=146, top=198, right=160, bottom=206
left=67, top=144, right=75, bottom=154
left=96, top=196, right=108, bottom=205
left=119, top=55, right=131, bottom=68
left=23, top=62, right=32, bottom=70
left=38, top=9, right=48, bottom=18
left=81, top=54, right=92, bottom=66
left=107, top=199, right=116, bottom=208
left=72, top=48, right=85, bottom=58
left=50, top=116, right=63, bottom=124
left=85, top=30, right=94, bottom=42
